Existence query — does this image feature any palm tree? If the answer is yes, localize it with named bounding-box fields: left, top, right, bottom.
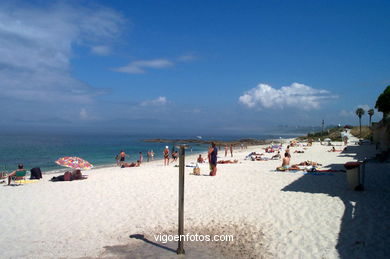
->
left=368, top=109, right=374, bottom=126
left=355, top=108, right=365, bottom=138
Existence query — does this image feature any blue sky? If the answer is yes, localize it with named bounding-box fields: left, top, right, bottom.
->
left=0, top=0, right=389, bottom=135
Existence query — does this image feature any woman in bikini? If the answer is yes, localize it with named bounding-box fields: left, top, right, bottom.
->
left=163, top=146, right=170, bottom=166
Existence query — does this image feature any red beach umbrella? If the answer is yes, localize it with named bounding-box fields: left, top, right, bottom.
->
left=55, top=156, right=93, bottom=170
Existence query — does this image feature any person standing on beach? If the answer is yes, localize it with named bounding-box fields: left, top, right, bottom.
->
left=115, top=154, right=120, bottom=166
left=163, top=146, right=170, bottom=166
left=209, top=142, right=218, bottom=176
left=343, top=130, right=349, bottom=145
left=225, top=144, right=228, bottom=157
left=118, top=150, right=129, bottom=166
left=139, top=152, right=143, bottom=164
left=230, top=144, right=233, bottom=157
left=147, top=151, right=151, bottom=162
left=151, top=150, right=154, bottom=160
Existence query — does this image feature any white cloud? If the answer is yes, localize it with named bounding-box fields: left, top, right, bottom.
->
left=0, top=2, right=125, bottom=103
left=113, top=59, right=173, bottom=74
left=340, top=109, right=353, bottom=117
left=239, top=82, right=337, bottom=110
left=177, top=54, right=198, bottom=62
left=141, top=96, right=168, bottom=106
left=91, top=45, right=111, bottom=55
left=357, top=104, right=370, bottom=111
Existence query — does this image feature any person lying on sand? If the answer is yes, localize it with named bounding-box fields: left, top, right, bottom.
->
left=294, top=150, right=304, bottom=153
left=51, top=170, right=86, bottom=182
left=298, top=161, right=322, bottom=166
left=328, top=147, right=344, bottom=152
left=217, top=160, right=238, bottom=164
left=245, top=152, right=264, bottom=160
left=271, top=151, right=281, bottom=160
left=121, top=161, right=141, bottom=168
left=251, top=155, right=269, bottom=161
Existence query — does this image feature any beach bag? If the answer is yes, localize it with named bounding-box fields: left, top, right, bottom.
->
left=30, top=167, right=42, bottom=179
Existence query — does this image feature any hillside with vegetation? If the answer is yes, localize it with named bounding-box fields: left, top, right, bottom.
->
left=297, top=127, right=344, bottom=141
left=350, top=126, right=372, bottom=140
left=298, top=126, right=372, bottom=141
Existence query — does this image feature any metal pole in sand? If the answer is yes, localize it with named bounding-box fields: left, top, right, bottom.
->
left=177, top=145, right=185, bottom=255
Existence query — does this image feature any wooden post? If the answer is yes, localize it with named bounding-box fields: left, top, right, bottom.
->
left=177, top=145, right=185, bottom=255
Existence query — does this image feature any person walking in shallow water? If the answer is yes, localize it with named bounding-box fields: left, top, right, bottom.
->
left=225, top=144, right=228, bottom=157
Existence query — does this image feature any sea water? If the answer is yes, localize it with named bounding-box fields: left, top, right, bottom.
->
left=0, top=133, right=298, bottom=174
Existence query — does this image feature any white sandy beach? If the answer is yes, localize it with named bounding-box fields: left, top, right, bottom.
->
left=0, top=136, right=389, bottom=258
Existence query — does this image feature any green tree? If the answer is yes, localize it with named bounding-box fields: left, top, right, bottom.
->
left=368, top=108, right=374, bottom=126
left=355, top=108, right=365, bottom=138
left=375, top=85, right=390, bottom=120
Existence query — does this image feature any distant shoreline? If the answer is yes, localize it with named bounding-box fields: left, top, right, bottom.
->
left=46, top=136, right=295, bottom=176
left=143, top=137, right=290, bottom=146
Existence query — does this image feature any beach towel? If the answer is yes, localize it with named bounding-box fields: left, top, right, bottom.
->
left=275, top=169, right=301, bottom=173
left=14, top=179, right=39, bottom=184
left=302, top=172, right=334, bottom=176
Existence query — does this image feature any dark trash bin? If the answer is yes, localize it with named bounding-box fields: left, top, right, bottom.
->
left=344, top=162, right=363, bottom=191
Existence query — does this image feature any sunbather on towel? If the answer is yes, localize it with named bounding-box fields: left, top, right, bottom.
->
left=51, top=170, right=86, bottom=182
left=245, top=152, right=264, bottom=160
left=251, top=155, right=269, bottom=161
left=271, top=151, right=281, bottom=160
left=298, top=161, right=322, bottom=166
left=328, top=147, right=344, bottom=152
left=217, top=160, right=238, bottom=164
left=277, top=153, right=299, bottom=171
left=121, top=161, right=141, bottom=168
